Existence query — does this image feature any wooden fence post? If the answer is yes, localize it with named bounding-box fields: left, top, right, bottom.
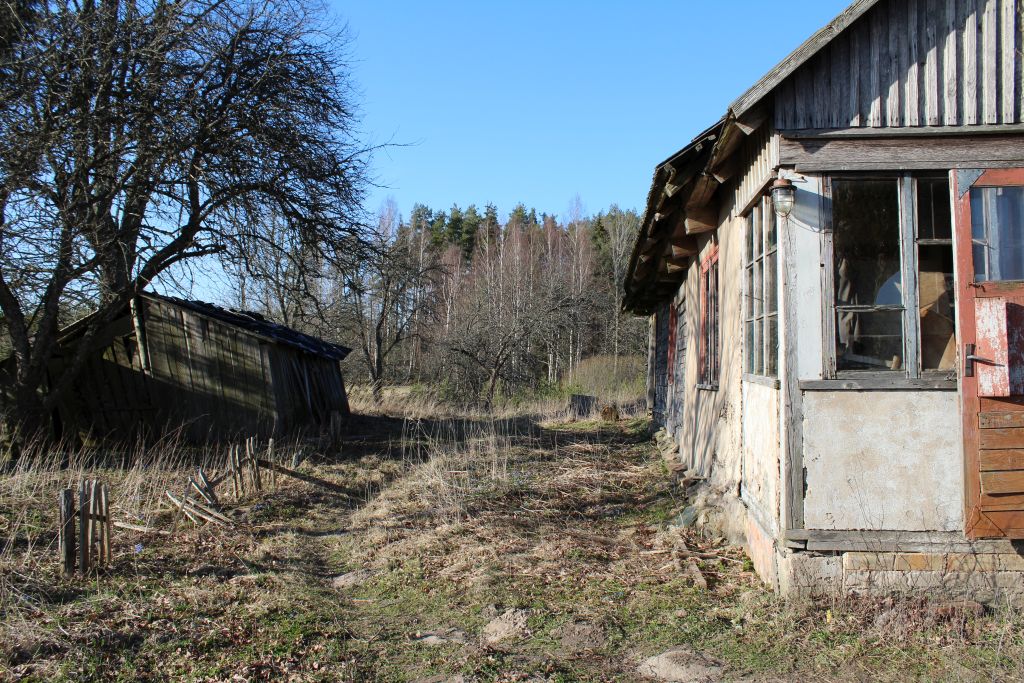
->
left=58, top=489, right=76, bottom=575
left=78, top=479, right=91, bottom=574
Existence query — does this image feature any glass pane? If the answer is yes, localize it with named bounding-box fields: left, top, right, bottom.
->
left=765, top=251, right=777, bottom=315
left=752, top=260, right=762, bottom=318
left=917, top=178, right=952, bottom=240
left=753, top=206, right=763, bottom=260
left=752, top=318, right=762, bottom=375
left=746, top=265, right=755, bottom=318
left=833, top=179, right=902, bottom=307
left=765, top=204, right=778, bottom=250
left=767, top=315, right=778, bottom=377
left=971, top=186, right=1024, bottom=282
left=746, top=212, right=755, bottom=263
left=836, top=309, right=904, bottom=371
left=918, top=243, right=956, bottom=371
left=745, top=320, right=755, bottom=374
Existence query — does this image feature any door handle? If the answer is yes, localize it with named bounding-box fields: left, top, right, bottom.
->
left=964, top=343, right=1005, bottom=377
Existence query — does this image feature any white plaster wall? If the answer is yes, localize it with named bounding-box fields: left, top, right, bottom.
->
left=803, top=391, right=963, bottom=531
left=742, top=381, right=780, bottom=533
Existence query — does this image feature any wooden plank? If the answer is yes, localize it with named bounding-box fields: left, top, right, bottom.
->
left=886, top=0, right=902, bottom=126
left=982, top=470, right=1024, bottom=494
left=981, top=449, right=1024, bottom=471
left=982, top=0, right=998, bottom=123
left=78, top=480, right=90, bottom=574
left=869, top=3, right=884, bottom=127
left=779, top=134, right=1024, bottom=172
left=814, top=46, right=830, bottom=129
left=943, top=0, right=959, bottom=125
left=923, top=0, right=941, bottom=126
left=906, top=0, right=921, bottom=126
left=59, top=489, right=75, bottom=575
left=831, top=35, right=847, bottom=128
left=1000, top=0, right=1016, bottom=122
left=981, top=412, right=1024, bottom=429
left=850, top=21, right=863, bottom=126
left=975, top=510, right=1024, bottom=537
left=860, top=19, right=875, bottom=126
left=790, top=528, right=1018, bottom=553
left=981, top=428, right=1024, bottom=450
left=782, top=122, right=1024, bottom=138
left=963, top=0, right=979, bottom=125
left=684, top=204, right=719, bottom=235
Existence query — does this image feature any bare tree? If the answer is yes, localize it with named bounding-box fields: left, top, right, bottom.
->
left=0, top=0, right=368, bottom=441
left=603, top=205, right=641, bottom=370
left=339, top=199, right=438, bottom=402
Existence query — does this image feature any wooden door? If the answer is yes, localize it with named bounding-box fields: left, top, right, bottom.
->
left=953, top=169, right=1024, bottom=539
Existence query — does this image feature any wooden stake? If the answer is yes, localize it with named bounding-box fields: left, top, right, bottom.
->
left=58, top=489, right=76, bottom=575
left=101, top=483, right=112, bottom=566
left=266, top=439, right=277, bottom=490
left=78, top=480, right=90, bottom=574
left=89, top=480, right=100, bottom=566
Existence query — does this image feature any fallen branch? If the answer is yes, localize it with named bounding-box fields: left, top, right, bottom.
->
left=113, top=521, right=171, bottom=536
left=256, top=459, right=350, bottom=494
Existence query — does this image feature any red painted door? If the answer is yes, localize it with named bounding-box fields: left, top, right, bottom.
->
left=953, top=169, right=1024, bottom=539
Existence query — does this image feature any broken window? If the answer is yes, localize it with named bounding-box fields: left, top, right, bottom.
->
left=917, top=177, right=956, bottom=371
left=831, top=178, right=904, bottom=371
left=700, top=247, right=720, bottom=388
left=744, top=199, right=778, bottom=377
left=826, top=174, right=958, bottom=378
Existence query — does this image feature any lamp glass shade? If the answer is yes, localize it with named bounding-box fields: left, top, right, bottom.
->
left=772, top=183, right=796, bottom=218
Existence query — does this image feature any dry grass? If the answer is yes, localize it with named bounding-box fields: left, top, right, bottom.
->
left=5, top=399, right=1024, bottom=681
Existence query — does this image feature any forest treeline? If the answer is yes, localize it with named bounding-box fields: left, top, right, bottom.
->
left=233, top=199, right=648, bottom=404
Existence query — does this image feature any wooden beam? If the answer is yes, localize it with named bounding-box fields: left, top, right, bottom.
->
left=735, top=105, right=768, bottom=135
left=684, top=203, right=719, bottom=235
left=710, top=154, right=740, bottom=184
left=667, top=236, right=699, bottom=258
left=663, top=257, right=687, bottom=275
left=779, top=134, right=1024, bottom=172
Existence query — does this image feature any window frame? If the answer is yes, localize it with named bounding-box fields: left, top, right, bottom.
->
left=821, top=173, right=957, bottom=384
left=699, top=244, right=720, bottom=390
left=744, top=197, right=779, bottom=379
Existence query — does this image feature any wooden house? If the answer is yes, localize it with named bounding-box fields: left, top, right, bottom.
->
left=43, top=293, right=351, bottom=443
left=624, top=0, right=1024, bottom=599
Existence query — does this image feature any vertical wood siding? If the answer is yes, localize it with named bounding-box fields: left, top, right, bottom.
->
left=773, top=0, right=1023, bottom=130
left=735, top=125, right=779, bottom=213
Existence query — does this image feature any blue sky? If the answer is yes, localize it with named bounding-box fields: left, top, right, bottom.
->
left=333, top=1, right=849, bottom=224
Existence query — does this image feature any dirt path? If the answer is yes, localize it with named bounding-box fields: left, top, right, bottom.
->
left=3, top=413, right=1022, bottom=682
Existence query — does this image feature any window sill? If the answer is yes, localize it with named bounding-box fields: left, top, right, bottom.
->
left=799, top=377, right=957, bottom=391
left=696, top=383, right=719, bottom=391
left=743, top=374, right=780, bottom=389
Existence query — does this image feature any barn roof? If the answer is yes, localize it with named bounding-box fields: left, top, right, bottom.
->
left=150, top=294, right=352, bottom=361
left=53, top=292, right=352, bottom=362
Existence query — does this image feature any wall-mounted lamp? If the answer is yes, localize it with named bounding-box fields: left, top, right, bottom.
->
left=771, top=177, right=796, bottom=219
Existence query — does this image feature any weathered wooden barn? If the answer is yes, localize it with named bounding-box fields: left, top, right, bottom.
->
left=624, top=0, right=1024, bottom=599
left=45, top=293, right=351, bottom=443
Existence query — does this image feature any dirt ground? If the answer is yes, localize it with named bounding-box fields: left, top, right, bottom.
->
left=3, top=410, right=1024, bottom=682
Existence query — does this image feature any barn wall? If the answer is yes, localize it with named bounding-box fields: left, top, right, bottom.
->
left=677, top=200, right=743, bottom=496
left=652, top=302, right=670, bottom=426
left=666, top=289, right=687, bottom=437
left=774, top=0, right=1024, bottom=130
left=52, top=313, right=158, bottom=441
